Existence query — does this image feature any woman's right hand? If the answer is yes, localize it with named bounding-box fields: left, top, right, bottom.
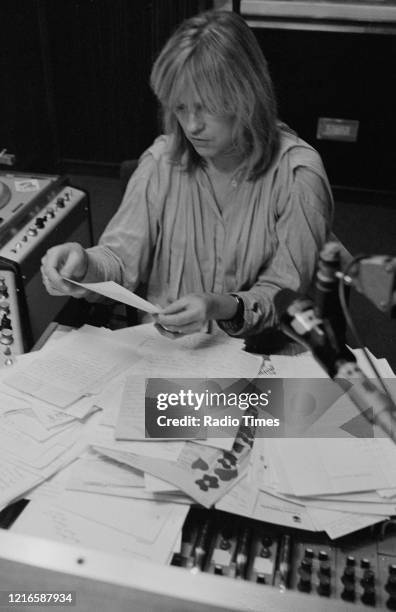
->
left=41, top=242, right=89, bottom=297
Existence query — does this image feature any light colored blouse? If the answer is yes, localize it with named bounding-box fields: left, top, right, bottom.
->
left=85, top=126, right=333, bottom=336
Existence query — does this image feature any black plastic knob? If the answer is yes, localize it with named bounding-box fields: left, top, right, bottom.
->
left=56, top=197, right=65, bottom=208
left=256, top=574, right=266, bottom=584
left=341, top=586, right=356, bottom=602
left=361, top=588, right=376, bottom=607
left=319, top=565, right=331, bottom=577
left=318, top=550, right=329, bottom=561
left=214, top=564, right=223, bottom=575
left=390, top=565, right=396, bottom=576
left=386, top=580, right=396, bottom=597
left=386, top=597, right=396, bottom=610
left=219, top=538, right=231, bottom=551
left=341, top=570, right=355, bottom=585
left=361, top=558, right=371, bottom=569
left=35, top=217, right=45, bottom=228
left=317, top=581, right=331, bottom=597
left=297, top=579, right=311, bottom=593
left=299, top=559, right=312, bottom=574
left=360, top=569, right=375, bottom=588
left=304, top=548, right=314, bottom=559
left=260, top=546, right=270, bottom=558
left=261, top=536, right=272, bottom=547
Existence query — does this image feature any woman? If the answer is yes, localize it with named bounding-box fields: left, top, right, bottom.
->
left=41, top=10, right=333, bottom=340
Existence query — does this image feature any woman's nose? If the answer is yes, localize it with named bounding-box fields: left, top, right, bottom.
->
left=187, top=111, right=204, bottom=134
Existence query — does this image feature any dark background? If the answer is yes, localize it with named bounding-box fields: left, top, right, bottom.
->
left=1, top=0, right=396, bottom=367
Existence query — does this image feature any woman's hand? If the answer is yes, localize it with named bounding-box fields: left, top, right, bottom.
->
left=154, top=293, right=238, bottom=338
left=41, top=242, right=89, bottom=297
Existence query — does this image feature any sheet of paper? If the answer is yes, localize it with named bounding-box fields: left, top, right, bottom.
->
left=252, top=489, right=318, bottom=532
left=269, top=353, right=328, bottom=378
left=306, top=507, right=386, bottom=539
left=93, top=426, right=254, bottom=508
left=144, top=474, right=180, bottom=493
left=25, top=460, right=79, bottom=503
left=3, top=331, right=141, bottom=407
left=94, top=372, right=129, bottom=427
left=68, top=453, right=145, bottom=489
left=0, top=454, right=43, bottom=510
left=113, top=323, right=262, bottom=378
left=291, top=496, right=396, bottom=517
left=215, top=474, right=258, bottom=518
left=68, top=482, right=191, bottom=504
left=64, top=278, right=160, bottom=314
left=272, top=438, right=392, bottom=497
left=91, top=423, right=184, bottom=461
left=114, top=375, right=235, bottom=451
left=12, top=500, right=188, bottom=565
left=51, top=490, right=176, bottom=540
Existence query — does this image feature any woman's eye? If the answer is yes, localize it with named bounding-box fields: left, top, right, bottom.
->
left=175, top=105, right=186, bottom=114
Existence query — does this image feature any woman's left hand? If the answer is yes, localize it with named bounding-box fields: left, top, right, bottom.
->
left=154, top=293, right=238, bottom=338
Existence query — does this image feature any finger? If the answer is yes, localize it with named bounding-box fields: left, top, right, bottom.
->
left=154, top=323, right=185, bottom=340
left=160, top=298, right=190, bottom=315
left=156, top=321, right=204, bottom=335
left=60, top=249, right=86, bottom=280
left=158, top=309, right=199, bottom=327
left=41, top=265, right=87, bottom=297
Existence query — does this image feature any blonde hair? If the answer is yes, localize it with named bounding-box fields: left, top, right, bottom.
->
left=150, top=10, right=279, bottom=178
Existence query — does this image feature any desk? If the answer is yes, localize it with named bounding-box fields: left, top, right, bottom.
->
left=0, top=322, right=394, bottom=611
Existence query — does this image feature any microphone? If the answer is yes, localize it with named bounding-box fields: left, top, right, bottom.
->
left=275, top=288, right=396, bottom=441
left=314, top=242, right=346, bottom=342
left=274, top=288, right=353, bottom=378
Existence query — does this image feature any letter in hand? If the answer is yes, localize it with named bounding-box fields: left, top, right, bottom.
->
left=41, top=242, right=89, bottom=297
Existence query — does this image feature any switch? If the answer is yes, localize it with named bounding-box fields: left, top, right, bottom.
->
left=341, top=584, right=355, bottom=602
left=297, top=577, right=311, bottom=593
left=0, top=301, right=10, bottom=314
left=317, top=578, right=331, bottom=597
left=360, top=569, right=375, bottom=588
left=361, top=588, right=376, bottom=607
left=0, top=329, right=13, bottom=345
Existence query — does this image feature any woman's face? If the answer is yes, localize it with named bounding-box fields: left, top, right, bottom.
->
left=174, top=98, right=237, bottom=167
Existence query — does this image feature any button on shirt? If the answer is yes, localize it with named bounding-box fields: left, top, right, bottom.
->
left=84, top=126, right=333, bottom=337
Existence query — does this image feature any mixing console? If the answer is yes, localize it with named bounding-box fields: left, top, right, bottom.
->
left=172, top=508, right=396, bottom=609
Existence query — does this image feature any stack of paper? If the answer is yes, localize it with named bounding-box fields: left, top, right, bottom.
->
left=229, top=348, right=396, bottom=539
left=6, top=319, right=396, bottom=554
left=6, top=322, right=263, bottom=562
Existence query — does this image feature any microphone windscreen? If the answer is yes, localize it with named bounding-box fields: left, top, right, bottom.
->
left=274, top=289, right=308, bottom=319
